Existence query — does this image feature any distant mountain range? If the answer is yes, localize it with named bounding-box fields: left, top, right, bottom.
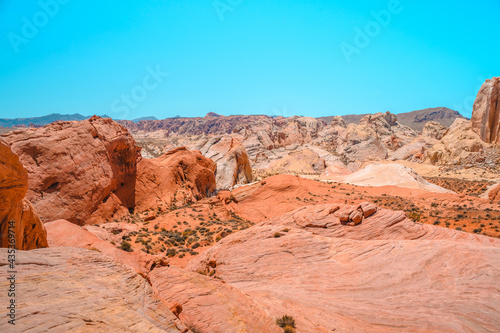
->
left=0, top=108, right=466, bottom=132
left=0, top=113, right=158, bottom=128
left=318, top=107, right=467, bottom=132
left=0, top=113, right=90, bottom=127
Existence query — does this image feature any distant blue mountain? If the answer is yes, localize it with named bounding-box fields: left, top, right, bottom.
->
left=131, top=116, right=159, bottom=123
left=0, top=113, right=113, bottom=127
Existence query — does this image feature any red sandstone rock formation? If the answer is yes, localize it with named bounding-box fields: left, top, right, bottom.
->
left=135, top=147, right=217, bottom=212
left=185, top=203, right=500, bottom=332
left=1, top=116, right=141, bottom=225
left=471, top=77, right=500, bottom=144
left=0, top=138, right=47, bottom=250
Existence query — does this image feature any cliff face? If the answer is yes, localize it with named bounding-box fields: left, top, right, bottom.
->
left=0, top=139, right=47, bottom=250
left=2, top=116, right=141, bottom=225
left=471, top=77, right=500, bottom=144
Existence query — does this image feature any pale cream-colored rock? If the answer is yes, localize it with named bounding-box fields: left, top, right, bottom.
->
left=195, top=136, right=252, bottom=189
left=389, top=136, right=437, bottom=162
left=333, top=163, right=453, bottom=193
left=0, top=247, right=185, bottom=332
left=421, top=121, right=447, bottom=140
left=268, top=148, right=326, bottom=175
left=427, top=118, right=488, bottom=164
left=0, top=138, right=47, bottom=250
left=470, top=77, right=500, bottom=144
left=335, top=112, right=418, bottom=170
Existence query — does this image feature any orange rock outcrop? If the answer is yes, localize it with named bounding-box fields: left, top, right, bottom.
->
left=2, top=116, right=141, bottom=225
left=0, top=139, right=47, bottom=250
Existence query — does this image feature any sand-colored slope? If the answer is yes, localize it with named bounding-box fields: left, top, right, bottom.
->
left=333, top=163, right=453, bottom=193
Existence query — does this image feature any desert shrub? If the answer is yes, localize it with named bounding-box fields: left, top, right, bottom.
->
left=166, top=249, right=177, bottom=257
left=473, top=228, right=483, bottom=234
left=119, top=241, right=133, bottom=252
left=407, top=211, right=421, bottom=222
left=273, top=232, right=283, bottom=238
left=276, top=315, right=295, bottom=329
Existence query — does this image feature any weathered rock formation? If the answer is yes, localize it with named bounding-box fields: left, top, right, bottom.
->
left=267, top=148, right=326, bottom=175
left=427, top=118, right=487, bottom=164
left=185, top=204, right=500, bottom=332
left=471, top=77, right=500, bottom=144
left=0, top=247, right=186, bottom=332
left=1, top=116, right=141, bottom=225
left=0, top=139, right=47, bottom=250
left=334, top=112, right=418, bottom=169
left=421, top=121, right=447, bottom=140
left=193, top=137, right=252, bottom=189
left=135, top=147, right=216, bottom=212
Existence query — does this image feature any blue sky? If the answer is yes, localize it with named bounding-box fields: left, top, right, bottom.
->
left=0, top=0, right=499, bottom=120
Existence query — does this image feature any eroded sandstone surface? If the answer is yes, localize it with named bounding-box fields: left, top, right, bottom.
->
left=0, top=247, right=186, bottom=332
left=185, top=204, right=500, bottom=332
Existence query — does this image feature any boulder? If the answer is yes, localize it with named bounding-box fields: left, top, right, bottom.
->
left=471, top=77, right=500, bottom=144
left=1, top=116, right=141, bottom=225
left=421, top=121, right=447, bottom=140
left=135, top=147, right=216, bottom=212
left=0, top=139, right=47, bottom=250
left=427, top=118, right=487, bottom=164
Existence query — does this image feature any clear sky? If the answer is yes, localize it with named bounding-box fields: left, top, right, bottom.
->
left=0, top=0, right=499, bottom=120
